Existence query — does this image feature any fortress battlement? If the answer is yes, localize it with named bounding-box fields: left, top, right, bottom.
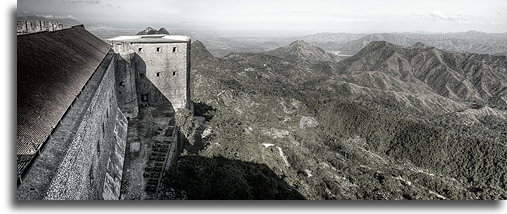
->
left=17, top=26, right=192, bottom=200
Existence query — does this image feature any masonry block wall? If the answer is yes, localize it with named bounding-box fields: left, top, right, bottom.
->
left=110, top=38, right=191, bottom=110
left=17, top=53, right=128, bottom=200
left=17, top=20, right=64, bottom=34
left=135, top=43, right=190, bottom=109
left=18, top=31, right=192, bottom=200
left=114, top=51, right=139, bottom=119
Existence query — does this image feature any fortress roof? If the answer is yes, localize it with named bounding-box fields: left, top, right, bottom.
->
left=17, top=25, right=111, bottom=159
left=106, top=34, right=191, bottom=43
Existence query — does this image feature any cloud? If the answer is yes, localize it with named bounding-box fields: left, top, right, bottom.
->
left=411, top=11, right=474, bottom=24
left=106, top=3, right=122, bottom=9
left=63, top=0, right=100, bottom=4
left=428, top=11, right=463, bottom=21
left=36, top=14, right=77, bottom=20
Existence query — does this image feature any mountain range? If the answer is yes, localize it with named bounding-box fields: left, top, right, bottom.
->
left=160, top=38, right=506, bottom=200
left=340, top=41, right=507, bottom=105
left=328, top=31, right=507, bottom=56
left=188, top=31, right=507, bottom=58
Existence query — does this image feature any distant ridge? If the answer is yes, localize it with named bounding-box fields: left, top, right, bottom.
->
left=266, top=40, right=336, bottom=62
left=340, top=40, right=507, bottom=107
left=338, top=32, right=507, bottom=55
left=136, top=27, right=170, bottom=35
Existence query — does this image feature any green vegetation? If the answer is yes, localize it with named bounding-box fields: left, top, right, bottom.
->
left=161, top=41, right=506, bottom=200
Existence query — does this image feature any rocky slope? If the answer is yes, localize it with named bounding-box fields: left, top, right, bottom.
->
left=339, top=41, right=507, bottom=107
left=136, top=27, right=170, bottom=35
left=160, top=40, right=507, bottom=200
left=265, top=40, right=337, bottom=62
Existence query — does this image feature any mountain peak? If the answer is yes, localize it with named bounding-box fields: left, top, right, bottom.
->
left=191, top=40, right=215, bottom=61
left=158, top=27, right=170, bottom=34
left=360, top=41, right=401, bottom=52
left=411, top=42, right=429, bottom=49
left=266, top=40, right=335, bottom=62
left=137, top=27, right=170, bottom=35
left=289, top=40, right=311, bottom=46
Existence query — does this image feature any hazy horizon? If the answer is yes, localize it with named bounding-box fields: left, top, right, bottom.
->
left=17, top=0, right=507, bottom=37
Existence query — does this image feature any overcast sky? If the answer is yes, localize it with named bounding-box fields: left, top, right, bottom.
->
left=17, top=0, right=507, bottom=36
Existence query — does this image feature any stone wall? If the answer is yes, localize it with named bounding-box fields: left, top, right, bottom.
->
left=17, top=20, right=64, bottom=34
left=114, top=51, right=139, bottom=119
left=111, top=41, right=191, bottom=110
left=135, top=42, right=190, bottom=110
left=17, top=31, right=191, bottom=200
left=17, top=52, right=128, bottom=200
left=17, top=25, right=111, bottom=161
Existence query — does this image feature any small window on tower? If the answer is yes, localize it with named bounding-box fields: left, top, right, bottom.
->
left=157, top=72, right=161, bottom=77
left=140, top=73, right=144, bottom=78
left=119, top=81, right=125, bottom=86
left=172, top=71, right=176, bottom=76
left=138, top=47, right=142, bottom=52
left=141, top=94, right=149, bottom=102
left=157, top=47, right=161, bottom=52
left=173, top=47, right=177, bottom=53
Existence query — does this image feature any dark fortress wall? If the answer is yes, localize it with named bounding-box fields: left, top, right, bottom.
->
left=114, top=52, right=139, bottom=119
left=17, top=25, right=111, bottom=157
left=17, top=52, right=128, bottom=200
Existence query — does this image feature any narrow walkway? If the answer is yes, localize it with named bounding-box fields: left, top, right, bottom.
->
left=120, top=104, right=177, bottom=200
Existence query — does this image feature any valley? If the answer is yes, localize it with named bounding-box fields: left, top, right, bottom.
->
left=160, top=39, right=507, bottom=200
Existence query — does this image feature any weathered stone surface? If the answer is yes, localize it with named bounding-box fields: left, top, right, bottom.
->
left=114, top=53, right=139, bottom=119
left=17, top=28, right=191, bottom=200
left=130, top=142, right=141, bottom=153
left=299, top=116, right=319, bottom=129
left=17, top=25, right=110, bottom=158
left=107, top=35, right=191, bottom=111
left=17, top=20, right=64, bottom=34
left=17, top=49, right=128, bottom=200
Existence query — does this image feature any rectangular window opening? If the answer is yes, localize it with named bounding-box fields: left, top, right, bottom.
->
left=141, top=94, right=149, bottom=102
left=119, top=81, right=124, bottom=86
left=138, top=47, right=142, bottom=52
left=97, top=140, right=101, bottom=154
left=156, top=47, right=161, bottom=52
left=172, top=71, right=176, bottom=76
left=157, top=72, right=161, bottom=77
left=172, top=47, right=177, bottom=53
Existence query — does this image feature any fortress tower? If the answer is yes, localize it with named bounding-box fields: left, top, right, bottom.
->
left=17, top=26, right=192, bottom=200
left=107, top=35, right=191, bottom=111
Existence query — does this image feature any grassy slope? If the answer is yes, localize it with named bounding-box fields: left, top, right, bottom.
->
left=163, top=41, right=506, bottom=200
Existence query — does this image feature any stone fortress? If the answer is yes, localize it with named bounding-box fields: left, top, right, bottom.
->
left=17, top=25, right=191, bottom=200
left=108, top=34, right=192, bottom=113
left=17, top=19, right=64, bottom=34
